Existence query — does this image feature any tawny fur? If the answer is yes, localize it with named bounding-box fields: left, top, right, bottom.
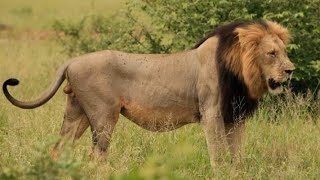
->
left=3, top=20, right=295, bottom=169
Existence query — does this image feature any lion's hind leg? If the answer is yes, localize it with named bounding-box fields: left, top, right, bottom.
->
left=87, top=105, right=120, bottom=160
left=74, top=93, right=121, bottom=160
left=51, top=90, right=89, bottom=159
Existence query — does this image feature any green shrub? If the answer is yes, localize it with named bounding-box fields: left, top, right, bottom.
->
left=52, top=0, right=320, bottom=92
left=0, top=145, right=82, bottom=180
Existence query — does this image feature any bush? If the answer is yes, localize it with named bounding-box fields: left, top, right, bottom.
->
left=52, top=0, right=320, bottom=92
left=0, top=145, right=82, bottom=180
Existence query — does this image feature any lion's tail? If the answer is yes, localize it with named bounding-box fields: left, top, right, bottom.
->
left=2, top=60, right=73, bottom=109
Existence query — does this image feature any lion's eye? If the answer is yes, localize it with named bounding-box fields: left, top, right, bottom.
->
left=268, top=51, right=276, bottom=58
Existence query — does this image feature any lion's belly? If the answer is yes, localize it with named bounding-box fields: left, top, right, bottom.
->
left=120, top=101, right=200, bottom=132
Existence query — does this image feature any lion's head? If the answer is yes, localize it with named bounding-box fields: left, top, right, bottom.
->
left=194, top=20, right=295, bottom=123
left=224, top=20, right=295, bottom=99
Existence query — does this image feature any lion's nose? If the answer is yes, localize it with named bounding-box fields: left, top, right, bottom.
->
left=284, top=61, right=295, bottom=75
left=285, top=70, right=293, bottom=75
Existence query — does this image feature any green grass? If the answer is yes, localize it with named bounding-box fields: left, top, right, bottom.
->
left=0, top=0, right=320, bottom=179
left=0, top=0, right=125, bottom=30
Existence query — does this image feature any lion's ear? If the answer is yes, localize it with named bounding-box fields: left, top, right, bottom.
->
left=266, top=21, right=291, bottom=45
left=234, top=24, right=265, bottom=49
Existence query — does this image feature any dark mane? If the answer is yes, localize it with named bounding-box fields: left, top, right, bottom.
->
left=194, top=20, right=268, bottom=48
left=194, top=21, right=247, bottom=49
left=194, top=21, right=270, bottom=124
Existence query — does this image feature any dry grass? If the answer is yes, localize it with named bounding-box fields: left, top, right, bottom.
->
left=0, top=0, right=124, bottom=30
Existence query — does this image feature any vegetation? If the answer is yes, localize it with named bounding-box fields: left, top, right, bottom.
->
left=53, top=0, right=320, bottom=92
left=0, top=0, right=319, bottom=179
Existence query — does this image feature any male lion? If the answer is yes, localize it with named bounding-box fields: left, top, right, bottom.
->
left=3, top=20, right=295, bottom=168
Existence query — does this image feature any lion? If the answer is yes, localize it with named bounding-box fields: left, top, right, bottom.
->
left=3, top=20, right=295, bottom=168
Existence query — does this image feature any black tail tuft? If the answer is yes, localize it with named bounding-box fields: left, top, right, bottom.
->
left=4, top=78, right=20, bottom=86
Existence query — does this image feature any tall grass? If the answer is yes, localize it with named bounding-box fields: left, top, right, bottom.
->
left=0, top=0, right=125, bottom=30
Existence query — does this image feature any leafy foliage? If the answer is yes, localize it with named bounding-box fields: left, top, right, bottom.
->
left=52, top=0, right=320, bottom=92
left=0, top=145, right=82, bottom=180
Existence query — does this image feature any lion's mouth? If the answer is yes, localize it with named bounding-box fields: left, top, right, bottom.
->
left=268, top=79, right=282, bottom=90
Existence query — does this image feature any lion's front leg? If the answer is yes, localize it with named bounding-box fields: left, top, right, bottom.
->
left=225, top=121, right=245, bottom=163
left=201, top=107, right=228, bottom=170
